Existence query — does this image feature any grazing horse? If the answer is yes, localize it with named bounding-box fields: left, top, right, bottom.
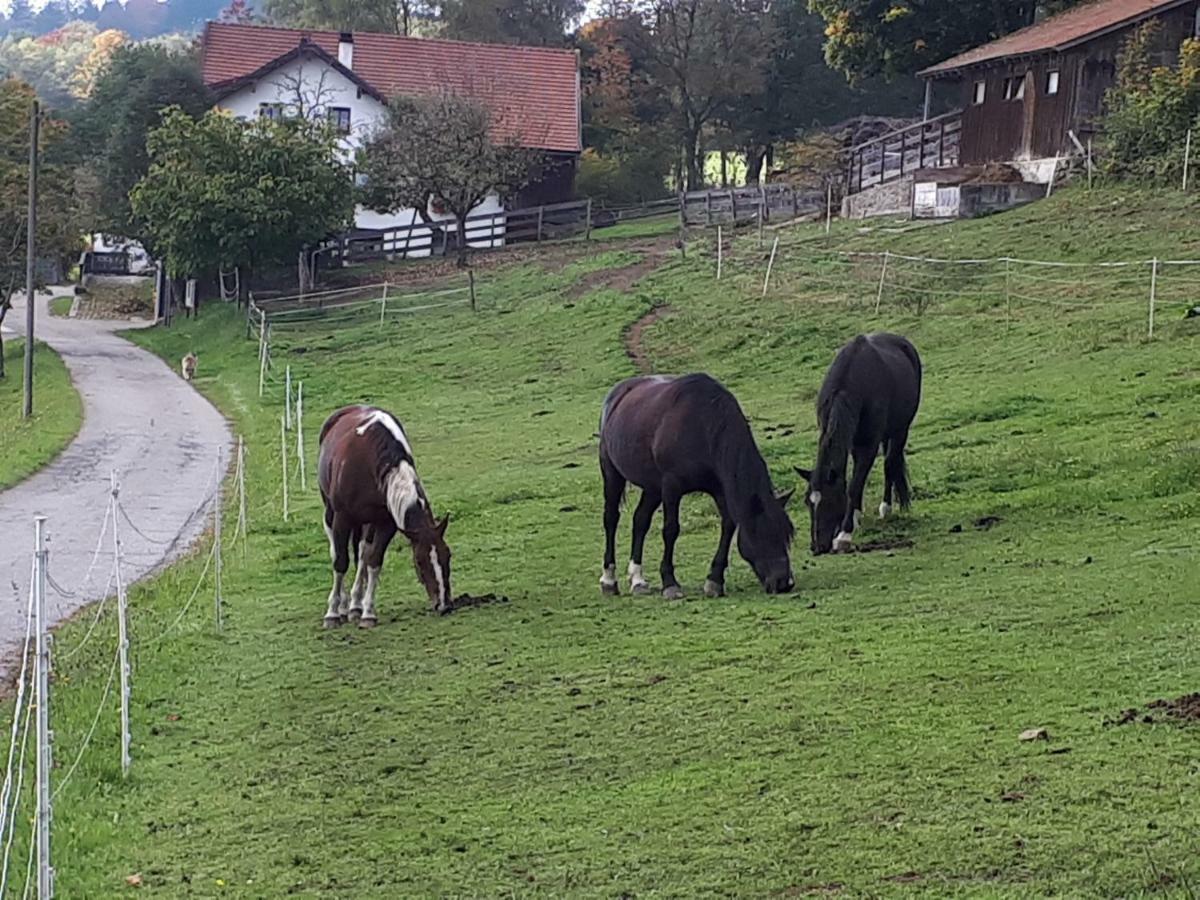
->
left=599, top=374, right=796, bottom=599
left=317, top=405, right=452, bottom=626
left=795, top=333, right=922, bottom=555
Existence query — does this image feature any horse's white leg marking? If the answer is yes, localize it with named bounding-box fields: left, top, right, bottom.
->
left=348, top=539, right=368, bottom=619
left=600, top=564, right=618, bottom=589
left=628, top=561, right=650, bottom=593
left=325, top=571, right=345, bottom=626
left=833, top=531, right=853, bottom=552
left=879, top=501, right=892, bottom=520
left=359, top=566, right=381, bottom=626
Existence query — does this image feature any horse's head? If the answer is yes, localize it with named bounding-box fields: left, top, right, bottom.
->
left=795, top=466, right=845, bottom=555
left=736, top=489, right=796, bottom=594
left=404, top=515, right=452, bottom=614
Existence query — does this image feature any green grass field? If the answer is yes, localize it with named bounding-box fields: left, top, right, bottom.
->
left=22, top=186, right=1200, bottom=898
left=0, top=339, right=82, bottom=491
left=48, top=295, right=74, bottom=317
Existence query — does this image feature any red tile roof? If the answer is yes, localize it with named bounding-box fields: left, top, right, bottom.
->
left=201, top=22, right=581, bottom=153
left=920, top=0, right=1193, bottom=76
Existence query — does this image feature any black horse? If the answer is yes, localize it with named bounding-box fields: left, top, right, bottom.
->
left=796, top=333, right=922, bottom=555
left=599, top=374, right=796, bottom=598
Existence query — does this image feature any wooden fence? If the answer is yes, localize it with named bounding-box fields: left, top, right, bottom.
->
left=844, top=112, right=962, bottom=195
left=680, top=185, right=822, bottom=226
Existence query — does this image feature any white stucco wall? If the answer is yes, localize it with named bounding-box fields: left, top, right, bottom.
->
left=216, top=53, right=505, bottom=249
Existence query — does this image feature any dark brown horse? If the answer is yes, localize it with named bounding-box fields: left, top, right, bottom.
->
left=796, top=333, right=922, bottom=555
left=317, top=405, right=452, bottom=625
left=599, top=374, right=796, bottom=599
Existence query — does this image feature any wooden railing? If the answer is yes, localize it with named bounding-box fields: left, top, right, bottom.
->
left=844, top=111, right=962, bottom=196
left=680, top=184, right=821, bottom=226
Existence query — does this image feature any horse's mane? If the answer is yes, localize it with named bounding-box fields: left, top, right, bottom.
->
left=815, top=340, right=867, bottom=479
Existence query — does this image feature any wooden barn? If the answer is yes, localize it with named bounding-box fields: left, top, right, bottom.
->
left=843, top=0, right=1200, bottom=216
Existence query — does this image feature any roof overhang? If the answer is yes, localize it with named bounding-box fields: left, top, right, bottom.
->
left=918, top=0, right=1194, bottom=79
left=209, top=40, right=386, bottom=105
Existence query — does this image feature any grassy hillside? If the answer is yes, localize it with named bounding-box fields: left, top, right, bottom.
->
left=23, top=186, right=1200, bottom=897
left=0, top=339, right=82, bottom=490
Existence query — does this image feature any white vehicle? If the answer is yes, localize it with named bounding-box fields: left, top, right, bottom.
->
left=90, top=235, right=155, bottom=275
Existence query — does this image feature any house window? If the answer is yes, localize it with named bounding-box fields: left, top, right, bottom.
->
left=328, top=107, right=352, bottom=135
left=1046, top=70, right=1060, bottom=95
left=258, top=102, right=285, bottom=122
left=973, top=80, right=986, bottom=105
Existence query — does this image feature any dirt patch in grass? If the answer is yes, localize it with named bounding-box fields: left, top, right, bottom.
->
left=624, top=305, right=676, bottom=374
left=851, top=538, right=915, bottom=553
left=567, top=250, right=667, bottom=300
left=447, top=593, right=510, bottom=612
left=1109, top=692, right=1200, bottom=726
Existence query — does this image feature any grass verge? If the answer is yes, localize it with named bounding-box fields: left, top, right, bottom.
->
left=0, top=338, right=82, bottom=491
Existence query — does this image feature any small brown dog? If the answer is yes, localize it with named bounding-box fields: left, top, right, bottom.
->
left=181, top=352, right=197, bottom=381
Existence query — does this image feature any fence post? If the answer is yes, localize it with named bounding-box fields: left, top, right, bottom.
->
left=109, top=473, right=131, bottom=776
left=585, top=199, right=593, bottom=241
left=1087, top=138, right=1094, bottom=190
left=258, top=318, right=269, bottom=399
left=379, top=283, right=389, bottom=326
left=762, top=236, right=779, bottom=298
left=213, top=449, right=223, bottom=632
left=281, top=414, right=289, bottom=523
left=284, top=365, right=292, bottom=431
left=34, top=515, right=53, bottom=898
left=468, top=269, right=476, bottom=312
left=296, top=383, right=306, bottom=493
left=1148, top=257, right=1159, bottom=339
left=825, top=184, right=833, bottom=236
left=237, top=435, right=247, bottom=559
left=537, top=206, right=544, bottom=242
left=1183, top=129, right=1193, bottom=192
left=874, top=251, right=891, bottom=314
left=1046, top=156, right=1060, bottom=198
left=716, top=225, right=723, bottom=281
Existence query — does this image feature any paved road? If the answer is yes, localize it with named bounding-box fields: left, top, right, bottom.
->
left=0, top=290, right=231, bottom=675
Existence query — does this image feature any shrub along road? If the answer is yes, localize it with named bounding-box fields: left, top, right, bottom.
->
left=0, top=289, right=230, bottom=673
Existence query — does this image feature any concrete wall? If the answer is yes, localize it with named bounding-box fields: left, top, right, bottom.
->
left=842, top=175, right=915, bottom=220
left=959, top=183, right=1046, bottom=217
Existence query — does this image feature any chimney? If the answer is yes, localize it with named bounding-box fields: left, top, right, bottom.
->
left=338, top=32, right=354, bottom=70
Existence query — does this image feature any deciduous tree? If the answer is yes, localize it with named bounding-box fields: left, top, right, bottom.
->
left=263, top=0, right=436, bottom=37
left=357, top=93, right=542, bottom=267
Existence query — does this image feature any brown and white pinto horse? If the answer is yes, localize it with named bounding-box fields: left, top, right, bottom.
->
left=317, top=405, right=452, bottom=626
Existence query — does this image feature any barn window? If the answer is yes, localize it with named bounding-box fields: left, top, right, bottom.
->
left=1046, top=70, right=1060, bottom=95
left=328, top=107, right=352, bottom=135
left=973, top=80, right=986, bottom=104
left=1004, top=76, right=1027, bottom=101
left=258, top=102, right=285, bottom=122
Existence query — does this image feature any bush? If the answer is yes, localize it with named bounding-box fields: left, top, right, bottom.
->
left=576, top=146, right=671, bottom=206
left=1103, top=23, right=1200, bottom=179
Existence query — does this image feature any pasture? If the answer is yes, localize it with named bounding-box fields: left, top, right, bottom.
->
left=30, top=186, right=1200, bottom=897
left=0, top=339, right=81, bottom=491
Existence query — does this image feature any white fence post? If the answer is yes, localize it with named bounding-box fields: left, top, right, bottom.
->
left=825, top=183, right=833, bottom=235
left=33, top=516, right=53, bottom=898
left=284, top=366, right=292, bottom=431
left=1183, top=129, right=1192, bottom=192
left=109, top=474, right=131, bottom=777
left=296, top=383, right=307, bottom=493
left=1148, top=257, right=1159, bottom=339
left=762, top=236, right=779, bottom=298
left=281, top=415, right=289, bottom=523
left=716, top=225, right=723, bottom=281
left=874, top=251, right=891, bottom=314
left=236, top=436, right=247, bottom=559
left=257, top=319, right=269, bottom=399
left=379, top=283, right=389, bottom=325
left=214, top=449, right=223, bottom=633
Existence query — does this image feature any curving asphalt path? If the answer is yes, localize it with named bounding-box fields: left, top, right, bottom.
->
left=0, top=289, right=231, bottom=677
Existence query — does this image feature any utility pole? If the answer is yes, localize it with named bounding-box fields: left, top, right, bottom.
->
left=22, top=100, right=39, bottom=419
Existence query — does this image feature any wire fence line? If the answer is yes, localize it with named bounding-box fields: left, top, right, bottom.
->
left=717, top=237, right=1200, bottom=337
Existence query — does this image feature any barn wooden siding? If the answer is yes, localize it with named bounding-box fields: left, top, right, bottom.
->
left=947, top=0, right=1200, bottom=164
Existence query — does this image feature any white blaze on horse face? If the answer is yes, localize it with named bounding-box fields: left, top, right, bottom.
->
left=385, top=461, right=426, bottom=529
left=628, top=561, right=649, bottom=590
left=355, top=409, right=414, bottom=457
left=429, top=545, right=448, bottom=607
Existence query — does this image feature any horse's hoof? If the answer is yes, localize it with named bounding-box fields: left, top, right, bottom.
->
left=631, top=582, right=654, bottom=596
left=358, top=617, right=378, bottom=630
left=662, top=585, right=685, bottom=600
left=879, top=502, right=892, bottom=520
left=703, top=579, right=725, bottom=598
left=832, top=532, right=853, bottom=553
left=600, top=582, right=620, bottom=596
left=323, top=616, right=342, bottom=629
left=435, top=604, right=452, bottom=616
left=347, top=609, right=362, bottom=623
